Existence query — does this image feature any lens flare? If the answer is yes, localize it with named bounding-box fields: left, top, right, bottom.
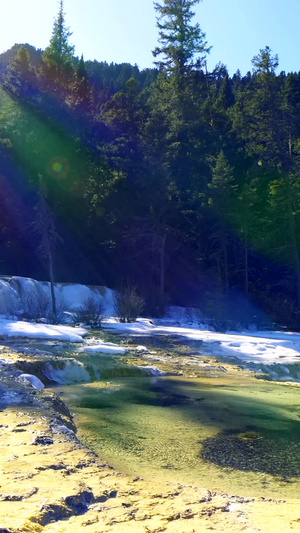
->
left=47, top=157, right=70, bottom=179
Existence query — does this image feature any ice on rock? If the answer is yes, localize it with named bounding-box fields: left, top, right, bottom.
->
left=19, top=373, right=45, bottom=390
left=43, top=359, right=91, bottom=384
left=137, top=365, right=166, bottom=376
left=81, top=343, right=127, bottom=354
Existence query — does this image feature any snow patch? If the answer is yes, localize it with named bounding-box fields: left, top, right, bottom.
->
left=136, top=365, right=166, bottom=376
left=0, top=319, right=86, bottom=342
left=81, top=342, right=127, bottom=354
left=0, top=391, right=22, bottom=404
left=19, top=373, right=45, bottom=390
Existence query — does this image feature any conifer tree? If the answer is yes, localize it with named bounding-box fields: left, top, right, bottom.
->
left=72, top=55, right=93, bottom=110
left=150, top=0, right=211, bottom=182
left=3, top=46, right=37, bottom=99
left=153, top=0, right=211, bottom=78
left=208, top=151, right=236, bottom=293
left=233, top=47, right=300, bottom=306
left=41, top=0, right=74, bottom=89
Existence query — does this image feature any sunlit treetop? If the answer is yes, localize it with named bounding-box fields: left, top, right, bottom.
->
left=42, top=0, right=75, bottom=85
left=153, top=0, right=211, bottom=76
left=251, top=46, right=279, bottom=75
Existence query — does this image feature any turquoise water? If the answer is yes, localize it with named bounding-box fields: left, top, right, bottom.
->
left=54, top=373, right=300, bottom=499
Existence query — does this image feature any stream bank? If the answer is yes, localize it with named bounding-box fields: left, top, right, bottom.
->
left=1, top=335, right=300, bottom=531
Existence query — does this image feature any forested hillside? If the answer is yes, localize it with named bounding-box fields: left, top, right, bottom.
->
left=1, top=0, right=300, bottom=328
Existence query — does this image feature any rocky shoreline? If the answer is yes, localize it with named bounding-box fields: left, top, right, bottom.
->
left=1, top=345, right=300, bottom=531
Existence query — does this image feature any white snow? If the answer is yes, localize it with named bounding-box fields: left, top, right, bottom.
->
left=81, top=342, right=127, bottom=354
left=136, top=365, right=166, bottom=376
left=0, top=319, right=86, bottom=342
left=19, top=373, right=45, bottom=390
left=104, top=316, right=300, bottom=381
left=57, top=283, right=115, bottom=315
left=2, top=277, right=300, bottom=383
left=0, top=276, right=115, bottom=318
left=0, top=391, right=22, bottom=404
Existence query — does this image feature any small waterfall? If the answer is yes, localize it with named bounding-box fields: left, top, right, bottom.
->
left=43, top=359, right=92, bottom=384
left=248, top=362, right=300, bottom=382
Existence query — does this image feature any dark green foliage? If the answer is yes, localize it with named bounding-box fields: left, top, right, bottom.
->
left=153, top=0, right=211, bottom=76
left=3, top=46, right=37, bottom=99
left=0, top=43, right=42, bottom=82
left=1, top=2, right=300, bottom=328
left=208, top=151, right=236, bottom=293
left=41, top=0, right=74, bottom=89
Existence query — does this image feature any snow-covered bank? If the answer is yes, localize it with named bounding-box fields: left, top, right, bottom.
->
left=105, top=318, right=300, bottom=363
left=0, top=276, right=115, bottom=317
left=0, top=318, right=86, bottom=342
left=1, top=276, right=300, bottom=383
left=104, top=318, right=300, bottom=382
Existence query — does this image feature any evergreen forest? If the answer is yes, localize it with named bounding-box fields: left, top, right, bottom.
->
left=1, top=0, right=300, bottom=329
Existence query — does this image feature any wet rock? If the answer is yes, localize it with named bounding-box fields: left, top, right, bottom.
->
left=65, top=490, right=95, bottom=514
left=30, top=503, right=73, bottom=526
left=41, top=393, right=77, bottom=432
left=32, top=435, right=53, bottom=446
left=35, top=463, right=67, bottom=471
left=95, top=489, right=118, bottom=503
left=16, top=420, right=35, bottom=427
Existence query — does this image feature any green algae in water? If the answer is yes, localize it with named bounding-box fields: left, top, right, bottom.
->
left=201, top=428, right=300, bottom=478
left=55, top=376, right=300, bottom=499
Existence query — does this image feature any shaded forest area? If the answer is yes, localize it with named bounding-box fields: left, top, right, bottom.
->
left=1, top=0, right=300, bottom=329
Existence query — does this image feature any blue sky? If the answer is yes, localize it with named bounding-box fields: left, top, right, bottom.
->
left=0, top=0, right=300, bottom=75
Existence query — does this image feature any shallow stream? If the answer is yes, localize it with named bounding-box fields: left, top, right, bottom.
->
left=50, top=334, right=300, bottom=500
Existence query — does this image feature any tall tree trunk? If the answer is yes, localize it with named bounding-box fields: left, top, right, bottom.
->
left=221, top=222, right=229, bottom=294
left=244, top=229, right=249, bottom=296
left=159, top=232, right=166, bottom=302
left=49, top=250, right=57, bottom=318
left=284, top=173, right=300, bottom=306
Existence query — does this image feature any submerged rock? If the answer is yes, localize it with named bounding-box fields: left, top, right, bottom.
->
left=201, top=428, right=300, bottom=479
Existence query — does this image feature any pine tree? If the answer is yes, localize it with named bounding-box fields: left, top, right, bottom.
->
left=3, top=46, right=37, bottom=99
left=41, top=0, right=74, bottom=89
left=149, top=0, right=211, bottom=193
left=208, top=151, right=236, bottom=293
left=72, top=55, right=93, bottom=110
left=232, top=47, right=300, bottom=306
left=251, top=46, right=279, bottom=74
left=153, top=0, right=211, bottom=78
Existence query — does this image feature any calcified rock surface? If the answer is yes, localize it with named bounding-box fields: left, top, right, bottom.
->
left=0, top=350, right=300, bottom=531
